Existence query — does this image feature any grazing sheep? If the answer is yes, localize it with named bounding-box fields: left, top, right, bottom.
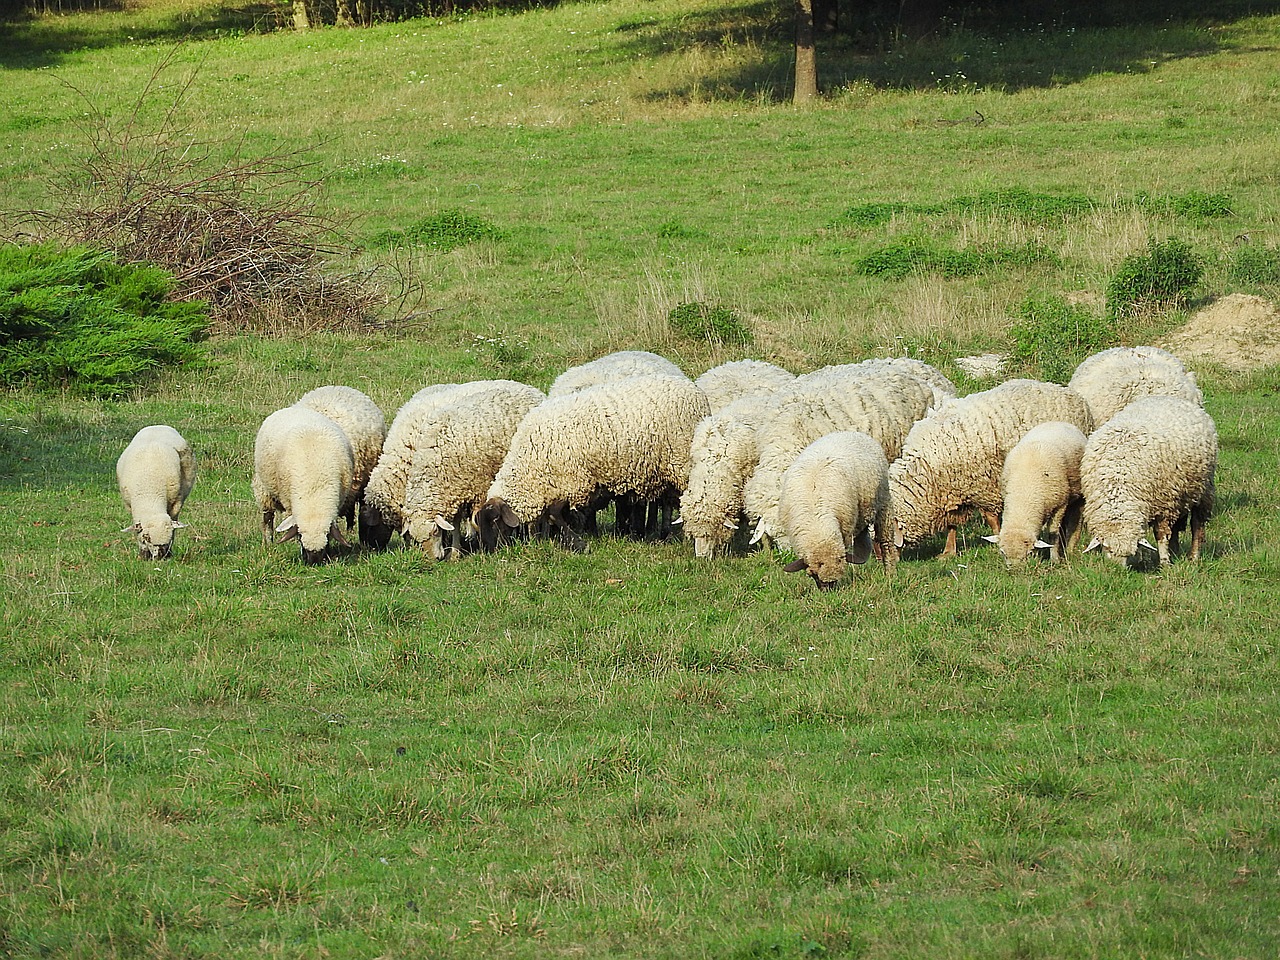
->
left=889, top=379, right=1094, bottom=558
left=743, top=368, right=935, bottom=546
left=1080, top=395, right=1217, bottom=567
left=116, top=425, right=196, bottom=560
left=360, top=379, right=535, bottom=549
left=987, top=421, right=1087, bottom=567
left=400, top=381, right=546, bottom=559
left=478, top=373, right=711, bottom=550
left=1068, top=345, right=1202, bottom=426
left=693, top=359, right=795, bottom=412
left=548, top=350, right=688, bottom=397
left=252, top=406, right=356, bottom=565
left=810, top=356, right=958, bottom=411
left=292, top=385, right=386, bottom=528
left=779, top=431, right=894, bottom=590
left=678, top=391, right=781, bottom=558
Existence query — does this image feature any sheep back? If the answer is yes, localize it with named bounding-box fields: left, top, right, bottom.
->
left=1068, top=345, right=1202, bottom=425
left=548, top=350, right=687, bottom=397
left=694, top=359, right=795, bottom=412
left=293, top=385, right=387, bottom=500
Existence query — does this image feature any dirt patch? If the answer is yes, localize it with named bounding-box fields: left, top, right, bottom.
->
left=1161, top=293, right=1280, bottom=371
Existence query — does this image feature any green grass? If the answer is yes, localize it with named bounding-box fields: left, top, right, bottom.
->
left=3, top=1, right=1280, bottom=957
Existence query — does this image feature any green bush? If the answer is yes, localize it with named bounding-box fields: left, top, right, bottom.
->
left=1228, top=241, right=1280, bottom=286
left=1105, top=237, right=1203, bottom=321
left=0, top=244, right=207, bottom=397
left=667, top=301, right=752, bottom=346
left=854, top=238, right=1058, bottom=280
left=1009, top=295, right=1116, bottom=383
left=366, top=210, right=502, bottom=251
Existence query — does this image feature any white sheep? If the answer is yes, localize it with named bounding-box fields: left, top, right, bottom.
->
left=252, top=406, right=356, bottom=565
left=478, top=373, right=711, bottom=549
left=292, top=385, right=386, bottom=528
left=809, top=356, right=958, bottom=411
left=743, top=367, right=936, bottom=546
left=1080, top=395, right=1217, bottom=567
left=778, top=431, right=894, bottom=590
left=400, top=381, right=546, bottom=559
left=360, top=379, right=534, bottom=549
left=547, top=350, right=688, bottom=397
left=1068, top=345, right=1202, bottom=426
left=693, top=359, right=795, bottom=412
left=116, top=425, right=196, bottom=560
left=985, top=421, right=1087, bottom=567
left=889, top=379, right=1094, bottom=558
left=678, top=391, right=780, bottom=558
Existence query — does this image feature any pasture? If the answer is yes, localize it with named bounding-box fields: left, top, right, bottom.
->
left=2, top=1, right=1279, bottom=957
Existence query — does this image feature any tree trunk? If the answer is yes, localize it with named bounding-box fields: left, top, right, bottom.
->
left=292, top=0, right=311, bottom=30
left=794, top=0, right=818, bottom=102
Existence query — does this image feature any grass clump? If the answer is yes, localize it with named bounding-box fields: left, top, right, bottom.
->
left=367, top=210, right=503, bottom=252
left=1008, top=294, right=1116, bottom=383
left=855, top=238, right=1058, bottom=280
left=1105, top=237, right=1204, bottom=321
left=1228, top=241, right=1280, bottom=287
left=0, top=243, right=207, bottom=397
left=1134, top=190, right=1234, bottom=222
left=668, top=301, right=753, bottom=346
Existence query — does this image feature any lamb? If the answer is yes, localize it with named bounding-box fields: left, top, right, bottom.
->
left=1080, top=395, right=1217, bottom=567
left=693, top=359, right=795, bottom=412
left=986, top=421, right=1088, bottom=567
left=360, top=379, right=535, bottom=549
left=399, top=381, right=546, bottom=559
left=547, top=350, right=688, bottom=397
left=1068, top=345, right=1202, bottom=426
left=116, top=425, right=196, bottom=560
left=889, top=379, right=1094, bottom=558
left=778, top=431, right=894, bottom=590
left=292, top=385, right=386, bottom=528
left=743, top=367, right=936, bottom=546
left=477, top=373, right=711, bottom=550
left=678, top=391, right=781, bottom=558
left=252, top=406, right=356, bottom=565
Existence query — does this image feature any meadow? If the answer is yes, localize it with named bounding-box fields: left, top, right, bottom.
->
left=2, top=1, right=1280, bottom=957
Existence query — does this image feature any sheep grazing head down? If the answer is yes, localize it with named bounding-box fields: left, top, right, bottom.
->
left=276, top=515, right=348, bottom=566
left=358, top=502, right=394, bottom=551
left=123, top=519, right=186, bottom=561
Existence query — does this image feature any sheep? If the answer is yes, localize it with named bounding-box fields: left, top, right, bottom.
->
left=888, top=379, right=1094, bottom=558
left=778, top=431, right=894, bottom=590
left=1080, top=395, right=1217, bottom=567
left=809, top=356, right=958, bottom=411
left=1068, top=345, right=1202, bottom=426
left=477, top=373, right=711, bottom=551
left=292, top=385, right=386, bottom=529
left=360, top=379, right=535, bottom=549
left=693, top=359, right=795, bottom=412
left=399, top=381, right=546, bottom=560
left=547, top=350, right=688, bottom=397
left=743, top=367, right=936, bottom=547
left=678, top=391, right=781, bottom=558
left=116, top=425, right=196, bottom=560
left=252, top=406, right=356, bottom=565
left=985, top=421, right=1088, bottom=567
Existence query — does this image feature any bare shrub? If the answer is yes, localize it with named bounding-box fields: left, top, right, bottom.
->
left=5, top=48, right=390, bottom=337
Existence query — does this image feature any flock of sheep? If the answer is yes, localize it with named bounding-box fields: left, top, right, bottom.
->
left=115, top=345, right=1218, bottom=588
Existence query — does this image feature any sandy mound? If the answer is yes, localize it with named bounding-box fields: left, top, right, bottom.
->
left=1161, top=293, right=1280, bottom=371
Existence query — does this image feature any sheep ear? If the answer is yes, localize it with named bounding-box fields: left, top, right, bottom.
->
left=783, top=558, right=808, bottom=573
left=172, top=521, right=188, bottom=530
left=723, top=519, right=739, bottom=531
left=1083, top=537, right=1102, bottom=553
left=1137, top=538, right=1158, bottom=553
left=893, top=519, right=905, bottom=549
left=121, top=522, right=141, bottom=534
left=748, top=518, right=768, bottom=545
left=670, top=515, right=684, bottom=526
left=1033, top=538, right=1053, bottom=550
left=499, top=503, right=522, bottom=528
left=982, top=534, right=999, bottom=544
left=275, top=515, right=297, bottom=534
left=278, top=525, right=301, bottom=543
left=435, top=514, right=455, bottom=532
left=329, top=522, right=350, bottom=547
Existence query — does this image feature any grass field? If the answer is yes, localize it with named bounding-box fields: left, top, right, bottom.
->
left=2, top=1, right=1280, bottom=957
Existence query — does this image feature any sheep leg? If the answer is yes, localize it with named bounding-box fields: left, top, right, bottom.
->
left=1153, top=517, right=1174, bottom=567
left=941, top=526, right=958, bottom=557
left=261, top=508, right=276, bottom=544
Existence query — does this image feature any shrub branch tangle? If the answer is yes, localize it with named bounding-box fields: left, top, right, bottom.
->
left=9, top=50, right=384, bottom=336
